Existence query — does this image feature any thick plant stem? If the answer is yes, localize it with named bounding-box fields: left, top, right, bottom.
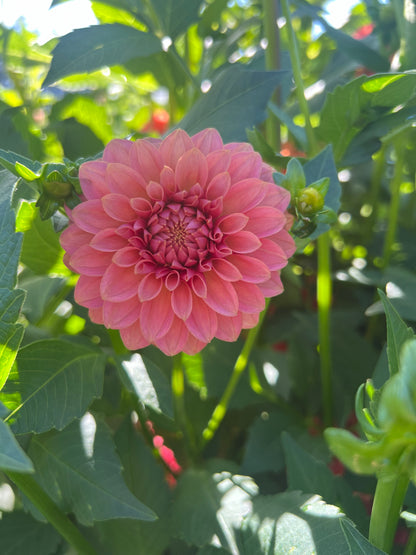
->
left=280, top=0, right=333, bottom=424
left=262, top=0, right=281, bottom=150
left=382, top=141, right=405, bottom=268
left=7, top=472, right=98, bottom=555
left=317, top=232, right=332, bottom=426
left=172, top=353, right=197, bottom=459
left=369, top=473, right=409, bottom=553
left=201, top=300, right=270, bottom=447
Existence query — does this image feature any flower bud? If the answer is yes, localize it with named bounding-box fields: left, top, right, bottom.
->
left=43, top=180, right=73, bottom=200
left=297, top=187, right=325, bottom=215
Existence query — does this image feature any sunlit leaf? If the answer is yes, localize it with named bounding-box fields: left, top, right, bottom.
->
left=28, top=417, right=156, bottom=525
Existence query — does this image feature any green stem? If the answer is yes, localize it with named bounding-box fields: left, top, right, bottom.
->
left=7, top=472, right=98, bottom=555
left=317, top=232, right=332, bottom=426
left=201, top=299, right=270, bottom=447
left=171, top=353, right=197, bottom=459
left=280, top=0, right=333, bottom=424
left=404, top=528, right=416, bottom=555
left=382, top=140, right=405, bottom=268
left=262, top=0, right=281, bottom=151
left=364, top=144, right=386, bottom=245
left=369, top=473, right=409, bottom=553
left=280, top=0, right=318, bottom=156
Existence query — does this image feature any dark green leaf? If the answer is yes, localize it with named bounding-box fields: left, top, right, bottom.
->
left=0, top=289, right=25, bottom=391
left=235, top=491, right=386, bottom=554
left=152, top=0, right=202, bottom=39
left=95, top=418, right=172, bottom=554
left=43, top=24, right=162, bottom=87
left=179, top=68, right=290, bottom=143
left=282, top=432, right=369, bottom=533
left=53, top=118, right=104, bottom=160
left=379, top=290, right=414, bottom=377
left=118, top=353, right=173, bottom=418
left=28, top=417, right=156, bottom=525
left=303, top=145, right=341, bottom=238
left=0, top=511, right=61, bottom=554
left=0, top=171, right=22, bottom=290
left=19, top=275, right=66, bottom=324
left=1, top=339, right=106, bottom=434
left=0, top=418, right=34, bottom=473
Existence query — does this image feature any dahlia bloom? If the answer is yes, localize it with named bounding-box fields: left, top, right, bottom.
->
left=60, top=128, right=295, bottom=356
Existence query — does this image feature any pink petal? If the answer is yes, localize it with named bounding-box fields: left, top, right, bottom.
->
left=130, top=138, right=163, bottom=182
left=212, top=258, right=242, bottom=281
left=101, top=264, right=139, bottom=301
left=269, top=229, right=297, bottom=258
left=70, top=245, right=112, bottom=276
left=106, top=163, right=147, bottom=198
left=79, top=161, right=109, bottom=200
left=155, top=316, right=189, bottom=356
left=103, top=138, right=134, bottom=164
left=227, top=254, right=271, bottom=283
left=257, top=271, right=284, bottom=297
left=112, top=246, right=139, bottom=267
left=260, top=163, right=274, bottom=182
left=72, top=200, right=120, bottom=233
left=206, top=149, right=231, bottom=182
left=165, top=271, right=180, bottom=291
left=146, top=181, right=165, bottom=201
left=225, top=142, right=253, bottom=153
left=185, top=294, right=217, bottom=342
left=175, top=148, right=208, bottom=190
left=74, top=275, right=103, bottom=308
left=242, top=311, right=259, bottom=329
left=234, top=281, right=265, bottom=313
left=171, top=281, right=192, bottom=320
left=244, top=206, right=286, bottom=237
left=262, top=183, right=291, bottom=211
left=204, top=271, right=238, bottom=316
left=103, top=298, right=141, bottom=329
left=89, top=306, right=104, bottom=324
left=251, top=238, right=288, bottom=270
left=215, top=313, right=243, bottom=342
left=222, top=179, right=266, bottom=215
left=191, top=128, right=223, bottom=154
left=182, top=334, right=207, bottom=355
left=138, top=273, right=163, bottom=301
left=102, top=193, right=138, bottom=221
left=190, top=274, right=207, bottom=297
left=120, top=321, right=149, bottom=350
left=140, top=287, right=174, bottom=341
left=60, top=225, right=92, bottom=255
left=159, top=129, right=194, bottom=170
left=131, top=197, right=152, bottom=216
left=206, top=172, right=230, bottom=199
left=225, top=230, right=261, bottom=253
left=228, top=151, right=262, bottom=183
left=159, top=166, right=176, bottom=193
left=218, top=213, right=248, bottom=234
left=89, top=228, right=127, bottom=252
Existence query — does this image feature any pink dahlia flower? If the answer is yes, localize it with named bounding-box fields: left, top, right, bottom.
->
left=61, top=129, right=295, bottom=356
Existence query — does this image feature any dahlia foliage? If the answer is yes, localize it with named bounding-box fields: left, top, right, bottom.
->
left=61, top=128, right=295, bottom=355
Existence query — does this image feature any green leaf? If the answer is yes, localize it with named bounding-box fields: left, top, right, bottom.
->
left=118, top=353, right=173, bottom=418
left=303, top=145, right=341, bottom=239
left=0, top=171, right=22, bottom=290
left=282, top=432, right=369, bottom=533
left=17, top=202, right=69, bottom=276
left=0, top=418, right=34, bottom=473
left=0, top=149, right=42, bottom=178
left=0, top=511, right=61, bottom=554
left=95, top=418, right=172, bottom=554
left=179, top=68, right=290, bottom=143
left=377, top=339, right=416, bottom=431
left=379, top=290, right=414, bottom=377
left=19, top=275, right=67, bottom=324
left=28, top=417, right=156, bottom=525
left=172, top=464, right=258, bottom=547
left=43, top=24, right=162, bottom=87
left=235, top=491, right=386, bottom=554
left=151, top=0, right=202, bottom=39
left=324, top=428, right=385, bottom=475
left=0, top=289, right=25, bottom=391
left=1, top=339, right=106, bottom=434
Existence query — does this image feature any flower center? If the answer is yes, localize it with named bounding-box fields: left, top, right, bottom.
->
left=169, top=221, right=187, bottom=247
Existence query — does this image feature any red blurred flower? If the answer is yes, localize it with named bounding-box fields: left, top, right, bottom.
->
left=61, top=128, right=295, bottom=355
left=142, top=108, right=170, bottom=135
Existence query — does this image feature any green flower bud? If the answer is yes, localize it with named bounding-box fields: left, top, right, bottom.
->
left=297, top=187, right=325, bottom=215
left=43, top=180, right=73, bottom=200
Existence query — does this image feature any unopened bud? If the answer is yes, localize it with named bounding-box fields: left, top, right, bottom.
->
left=43, top=180, right=73, bottom=200
left=297, top=187, right=325, bottom=215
